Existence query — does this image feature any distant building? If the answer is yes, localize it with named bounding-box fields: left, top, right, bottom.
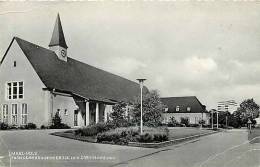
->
left=161, top=96, right=210, bottom=125
left=217, top=100, right=238, bottom=114
left=0, top=14, right=148, bottom=127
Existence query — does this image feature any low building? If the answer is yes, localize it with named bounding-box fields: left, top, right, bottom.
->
left=0, top=14, right=148, bottom=128
left=161, top=96, right=210, bottom=125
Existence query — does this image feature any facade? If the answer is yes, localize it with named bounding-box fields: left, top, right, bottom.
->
left=161, top=96, right=210, bottom=125
left=0, top=14, right=148, bottom=128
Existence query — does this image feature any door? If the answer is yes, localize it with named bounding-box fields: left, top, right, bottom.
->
left=74, top=110, right=78, bottom=126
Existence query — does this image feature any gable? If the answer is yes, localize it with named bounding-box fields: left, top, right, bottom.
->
left=0, top=38, right=46, bottom=102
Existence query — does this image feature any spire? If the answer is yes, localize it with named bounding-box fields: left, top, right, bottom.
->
left=49, top=13, right=68, bottom=49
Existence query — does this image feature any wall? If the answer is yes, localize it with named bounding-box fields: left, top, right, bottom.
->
left=0, top=40, right=47, bottom=127
left=52, top=94, right=79, bottom=127
left=163, top=112, right=210, bottom=125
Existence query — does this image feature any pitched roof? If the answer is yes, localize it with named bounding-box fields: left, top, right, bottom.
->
left=4, top=37, right=148, bottom=103
left=160, top=96, right=207, bottom=113
left=49, top=14, right=68, bottom=49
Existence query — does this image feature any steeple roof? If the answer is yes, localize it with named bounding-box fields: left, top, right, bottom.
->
left=49, top=14, right=68, bottom=49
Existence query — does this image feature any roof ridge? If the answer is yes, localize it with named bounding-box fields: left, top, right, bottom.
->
left=161, top=96, right=196, bottom=99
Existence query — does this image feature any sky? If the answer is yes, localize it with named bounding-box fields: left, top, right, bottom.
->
left=1, top=1, right=260, bottom=110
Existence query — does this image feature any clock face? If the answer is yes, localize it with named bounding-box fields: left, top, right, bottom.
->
left=61, top=50, right=66, bottom=57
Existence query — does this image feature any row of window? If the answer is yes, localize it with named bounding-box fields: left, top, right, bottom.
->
left=6, top=81, right=24, bottom=100
left=165, top=106, right=191, bottom=112
left=1, top=104, right=28, bottom=125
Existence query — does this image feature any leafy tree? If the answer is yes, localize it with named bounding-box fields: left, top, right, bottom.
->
left=131, top=90, right=165, bottom=127
left=110, top=102, right=128, bottom=127
left=239, top=98, right=259, bottom=119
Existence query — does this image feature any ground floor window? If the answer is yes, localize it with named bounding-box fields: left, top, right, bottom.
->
left=2, top=104, right=8, bottom=123
left=11, top=104, right=18, bottom=125
left=21, top=103, right=28, bottom=125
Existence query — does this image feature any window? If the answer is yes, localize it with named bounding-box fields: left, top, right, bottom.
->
left=64, top=109, right=68, bottom=116
left=13, top=61, right=16, bottom=67
left=11, top=104, right=18, bottom=125
left=165, top=108, right=168, bottom=112
left=176, top=106, right=180, bottom=112
left=6, top=81, right=24, bottom=100
left=2, top=104, right=8, bottom=123
left=57, top=109, right=61, bottom=116
left=21, top=103, right=28, bottom=125
left=187, top=107, right=191, bottom=112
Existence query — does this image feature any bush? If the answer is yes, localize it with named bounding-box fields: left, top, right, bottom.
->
left=0, top=122, right=9, bottom=130
left=50, top=112, right=70, bottom=129
left=75, top=122, right=115, bottom=137
left=24, top=123, right=37, bottom=129
left=137, top=133, right=153, bottom=143
left=97, top=126, right=169, bottom=144
left=180, top=117, right=189, bottom=127
left=40, top=125, right=48, bottom=129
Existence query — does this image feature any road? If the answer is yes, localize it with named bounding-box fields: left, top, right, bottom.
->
left=0, top=129, right=259, bottom=167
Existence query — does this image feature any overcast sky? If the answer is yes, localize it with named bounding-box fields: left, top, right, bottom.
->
left=1, top=1, right=260, bottom=110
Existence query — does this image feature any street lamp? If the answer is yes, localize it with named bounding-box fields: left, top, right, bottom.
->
left=137, top=78, right=146, bottom=135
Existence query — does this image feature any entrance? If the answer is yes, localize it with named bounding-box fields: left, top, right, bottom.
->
left=74, top=110, right=78, bottom=126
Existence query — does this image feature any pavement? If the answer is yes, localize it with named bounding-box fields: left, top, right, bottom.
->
left=0, top=129, right=259, bottom=167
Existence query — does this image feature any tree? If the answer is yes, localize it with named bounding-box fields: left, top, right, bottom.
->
left=110, top=102, right=128, bottom=127
left=131, top=90, right=165, bottom=127
left=239, top=98, right=259, bottom=119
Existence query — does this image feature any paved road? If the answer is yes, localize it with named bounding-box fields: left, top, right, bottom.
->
left=0, top=129, right=259, bottom=167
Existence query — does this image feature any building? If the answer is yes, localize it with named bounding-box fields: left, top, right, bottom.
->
left=0, top=14, right=148, bottom=127
left=161, top=96, right=210, bottom=125
left=217, top=100, right=238, bottom=114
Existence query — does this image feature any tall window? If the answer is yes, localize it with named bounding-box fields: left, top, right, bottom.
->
left=2, top=104, right=8, bottom=123
left=6, top=81, right=24, bottom=100
left=21, top=103, right=28, bottom=125
left=11, top=104, right=18, bottom=125
left=176, top=106, right=180, bottom=112
left=187, top=107, right=191, bottom=112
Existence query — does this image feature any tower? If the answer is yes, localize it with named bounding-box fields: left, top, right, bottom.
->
left=49, top=14, right=68, bottom=62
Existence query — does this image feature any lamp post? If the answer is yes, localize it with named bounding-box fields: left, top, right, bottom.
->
left=137, top=78, right=146, bottom=135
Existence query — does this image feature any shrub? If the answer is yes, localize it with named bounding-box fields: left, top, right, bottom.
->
left=0, top=122, right=9, bottom=130
left=198, top=120, right=205, bottom=125
left=153, top=133, right=168, bottom=142
left=75, top=122, right=115, bottom=136
left=137, top=133, right=153, bottom=143
left=97, top=126, right=169, bottom=144
left=24, top=123, right=37, bottom=129
left=50, top=112, right=70, bottom=129
left=180, top=117, right=189, bottom=127
left=40, top=125, right=48, bottom=129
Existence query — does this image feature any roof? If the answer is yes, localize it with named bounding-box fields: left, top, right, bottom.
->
left=49, top=14, right=68, bottom=49
left=160, top=96, right=207, bottom=113
left=2, top=37, right=148, bottom=103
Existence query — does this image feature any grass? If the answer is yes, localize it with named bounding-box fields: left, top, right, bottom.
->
left=167, top=127, right=215, bottom=140
left=248, top=127, right=260, bottom=144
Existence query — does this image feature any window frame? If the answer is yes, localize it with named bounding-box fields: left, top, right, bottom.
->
left=2, top=104, right=8, bottom=123
left=11, top=103, right=18, bottom=125
left=21, top=103, right=28, bottom=125
left=176, top=106, right=180, bottom=112
left=6, top=81, right=24, bottom=100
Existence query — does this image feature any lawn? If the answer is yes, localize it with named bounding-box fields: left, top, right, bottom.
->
left=248, top=127, right=260, bottom=144
left=167, top=127, right=215, bottom=140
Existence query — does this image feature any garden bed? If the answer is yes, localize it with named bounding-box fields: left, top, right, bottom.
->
left=51, top=125, right=217, bottom=148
